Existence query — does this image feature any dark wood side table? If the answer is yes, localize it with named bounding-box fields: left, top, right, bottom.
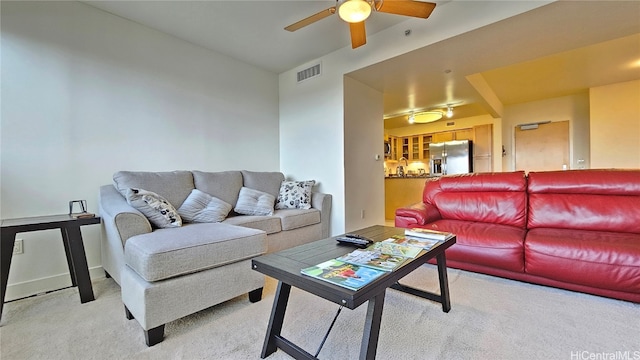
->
left=1, top=214, right=101, bottom=321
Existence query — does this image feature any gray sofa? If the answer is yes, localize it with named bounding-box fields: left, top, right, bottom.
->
left=98, top=170, right=331, bottom=346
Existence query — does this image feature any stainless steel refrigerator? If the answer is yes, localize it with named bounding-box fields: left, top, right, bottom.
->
left=429, top=140, right=473, bottom=176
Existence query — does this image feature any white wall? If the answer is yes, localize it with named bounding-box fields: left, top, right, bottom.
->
left=1, top=2, right=279, bottom=299
left=344, top=77, right=385, bottom=231
left=501, top=93, right=591, bottom=171
left=279, top=1, right=549, bottom=234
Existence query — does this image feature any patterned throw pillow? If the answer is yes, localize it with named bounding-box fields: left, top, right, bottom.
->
left=126, top=188, right=182, bottom=228
left=234, top=187, right=276, bottom=216
left=275, top=180, right=315, bottom=210
left=177, top=189, right=232, bottom=223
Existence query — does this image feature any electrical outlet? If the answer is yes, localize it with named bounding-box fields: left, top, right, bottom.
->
left=13, top=239, right=23, bottom=254
left=361, top=210, right=365, bottom=219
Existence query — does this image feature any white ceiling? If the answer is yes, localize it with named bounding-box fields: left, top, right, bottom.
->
left=83, top=1, right=640, bottom=129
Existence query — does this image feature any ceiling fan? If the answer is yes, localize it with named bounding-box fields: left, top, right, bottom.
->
left=285, top=0, right=436, bottom=49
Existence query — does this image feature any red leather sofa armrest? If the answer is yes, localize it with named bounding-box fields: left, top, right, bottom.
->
left=395, top=203, right=441, bottom=228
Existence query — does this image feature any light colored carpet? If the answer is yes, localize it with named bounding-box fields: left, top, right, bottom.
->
left=1, top=265, right=638, bottom=359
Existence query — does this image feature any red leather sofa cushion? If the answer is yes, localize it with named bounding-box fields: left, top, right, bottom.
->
left=525, top=228, right=640, bottom=293
left=417, top=219, right=526, bottom=273
left=528, top=170, right=640, bottom=233
left=423, top=172, right=528, bottom=228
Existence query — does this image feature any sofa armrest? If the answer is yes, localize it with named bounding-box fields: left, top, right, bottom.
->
left=99, top=185, right=152, bottom=247
left=395, top=203, right=441, bottom=228
left=311, top=192, right=332, bottom=238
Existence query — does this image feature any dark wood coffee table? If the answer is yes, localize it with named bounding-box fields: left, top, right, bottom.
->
left=251, top=225, right=456, bottom=360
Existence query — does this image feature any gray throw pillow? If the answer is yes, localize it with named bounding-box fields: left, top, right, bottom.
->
left=234, top=187, right=276, bottom=216
left=178, top=189, right=232, bottom=223
left=126, top=188, right=182, bottom=228
left=275, top=180, right=316, bottom=210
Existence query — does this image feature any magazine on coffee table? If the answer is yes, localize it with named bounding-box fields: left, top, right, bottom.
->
left=383, top=235, right=440, bottom=250
left=404, top=228, right=454, bottom=241
left=301, top=259, right=386, bottom=290
left=371, top=241, right=422, bottom=258
left=336, top=248, right=407, bottom=272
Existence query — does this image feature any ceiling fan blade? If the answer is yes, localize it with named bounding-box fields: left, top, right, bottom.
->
left=285, top=6, right=336, bottom=32
left=376, top=0, right=436, bottom=19
left=350, top=21, right=367, bottom=49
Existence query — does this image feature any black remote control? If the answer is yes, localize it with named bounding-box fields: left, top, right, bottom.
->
left=345, top=233, right=373, bottom=242
left=336, top=235, right=373, bottom=248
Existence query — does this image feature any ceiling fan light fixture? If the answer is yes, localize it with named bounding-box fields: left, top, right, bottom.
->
left=413, top=111, right=443, bottom=123
left=338, top=0, right=372, bottom=23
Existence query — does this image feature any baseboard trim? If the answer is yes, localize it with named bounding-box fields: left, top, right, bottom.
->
left=4, top=266, right=106, bottom=302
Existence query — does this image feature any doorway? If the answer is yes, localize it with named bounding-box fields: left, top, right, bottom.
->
left=514, top=121, right=569, bottom=171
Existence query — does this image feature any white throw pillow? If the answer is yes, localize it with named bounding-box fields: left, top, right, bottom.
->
left=178, top=189, right=232, bottom=223
left=275, top=180, right=316, bottom=210
left=234, top=187, right=275, bottom=216
left=126, top=188, right=182, bottom=228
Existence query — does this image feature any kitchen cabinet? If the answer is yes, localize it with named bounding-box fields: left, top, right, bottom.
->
left=400, top=136, right=424, bottom=161
left=454, top=128, right=474, bottom=141
left=385, top=135, right=399, bottom=160
left=432, top=131, right=454, bottom=143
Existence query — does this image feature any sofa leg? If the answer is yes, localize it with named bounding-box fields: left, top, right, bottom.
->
left=249, top=287, right=263, bottom=303
left=144, top=325, right=165, bottom=347
left=124, top=306, right=134, bottom=320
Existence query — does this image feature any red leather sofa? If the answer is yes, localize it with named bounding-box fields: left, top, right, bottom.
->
left=395, top=169, right=640, bottom=303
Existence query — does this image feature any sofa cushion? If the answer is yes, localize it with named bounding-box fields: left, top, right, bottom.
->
left=527, top=170, right=640, bottom=233
left=192, top=170, right=243, bottom=207
left=234, top=187, right=275, bottom=216
left=223, top=215, right=282, bottom=235
left=113, top=171, right=194, bottom=208
left=275, top=180, right=315, bottom=210
left=177, top=189, right=232, bottom=223
left=126, top=188, right=182, bottom=228
left=241, top=170, right=285, bottom=199
left=525, top=228, right=640, bottom=293
left=124, top=223, right=266, bottom=282
left=420, top=219, right=526, bottom=272
left=274, top=209, right=321, bottom=231
left=423, top=172, right=528, bottom=228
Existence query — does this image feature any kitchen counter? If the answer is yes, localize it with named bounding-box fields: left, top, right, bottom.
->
left=385, top=177, right=431, bottom=220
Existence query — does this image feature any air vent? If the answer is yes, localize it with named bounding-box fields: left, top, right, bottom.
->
left=297, top=63, right=321, bottom=83
left=446, top=121, right=455, bottom=127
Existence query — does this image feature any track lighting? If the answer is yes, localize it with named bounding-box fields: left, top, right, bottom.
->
left=446, top=106, right=454, bottom=118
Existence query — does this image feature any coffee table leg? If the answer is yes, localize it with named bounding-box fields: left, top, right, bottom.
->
left=261, top=281, right=291, bottom=358
left=436, top=252, right=451, bottom=313
left=359, top=290, right=386, bottom=360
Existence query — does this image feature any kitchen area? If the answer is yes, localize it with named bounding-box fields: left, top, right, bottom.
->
left=384, top=124, right=493, bottom=219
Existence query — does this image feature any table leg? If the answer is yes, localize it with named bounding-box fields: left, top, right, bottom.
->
left=62, top=225, right=94, bottom=303
left=60, top=228, right=77, bottom=287
left=1, top=229, right=17, bottom=321
left=261, top=281, right=291, bottom=358
left=359, top=290, right=386, bottom=360
left=436, top=252, right=451, bottom=313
